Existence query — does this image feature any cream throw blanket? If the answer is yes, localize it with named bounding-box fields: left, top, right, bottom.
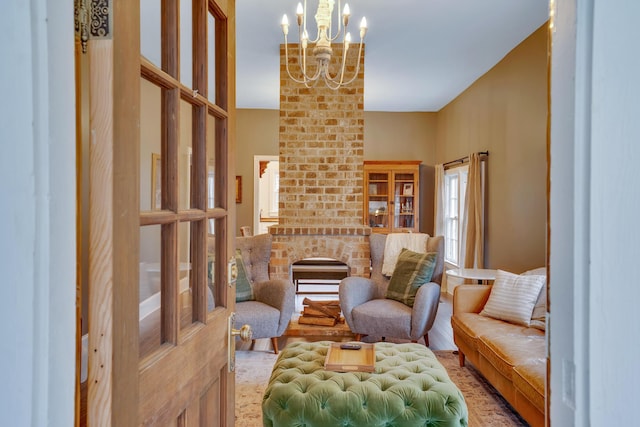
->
left=381, top=233, right=430, bottom=276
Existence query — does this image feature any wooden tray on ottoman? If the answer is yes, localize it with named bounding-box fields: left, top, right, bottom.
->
left=324, top=342, right=375, bottom=372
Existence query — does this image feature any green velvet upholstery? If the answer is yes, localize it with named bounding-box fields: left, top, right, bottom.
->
left=262, top=342, right=468, bottom=427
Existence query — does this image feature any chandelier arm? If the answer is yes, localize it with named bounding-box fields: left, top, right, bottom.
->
left=308, top=59, right=325, bottom=83
left=334, top=40, right=364, bottom=86
left=296, top=23, right=320, bottom=82
left=304, top=0, right=322, bottom=44
left=283, top=36, right=312, bottom=85
left=329, top=26, right=345, bottom=42
left=323, top=41, right=349, bottom=88
left=295, top=41, right=325, bottom=84
left=323, top=75, right=342, bottom=90
left=329, top=0, right=343, bottom=41
left=302, top=0, right=308, bottom=41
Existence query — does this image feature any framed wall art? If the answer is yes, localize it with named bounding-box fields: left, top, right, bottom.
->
left=235, top=175, right=242, bottom=203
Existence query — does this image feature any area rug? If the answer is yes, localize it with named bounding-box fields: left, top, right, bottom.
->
left=235, top=349, right=528, bottom=427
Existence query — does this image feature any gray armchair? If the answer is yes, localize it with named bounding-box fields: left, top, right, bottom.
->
left=234, top=233, right=295, bottom=354
left=339, top=234, right=444, bottom=346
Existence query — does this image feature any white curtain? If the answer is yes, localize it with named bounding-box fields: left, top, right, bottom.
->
left=433, top=164, right=446, bottom=291
left=460, top=152, right=484, bottom=269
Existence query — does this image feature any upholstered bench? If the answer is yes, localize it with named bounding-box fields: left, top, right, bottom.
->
left=262, top=341, right=468, bottom=427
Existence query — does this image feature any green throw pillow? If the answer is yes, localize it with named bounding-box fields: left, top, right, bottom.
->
left=235, top=249, right=254, bottom=302
left=385, top=248, right=437, bottom=307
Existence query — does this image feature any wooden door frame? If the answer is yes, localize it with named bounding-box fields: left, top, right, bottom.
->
left=86, top=0, right=140, bottom=424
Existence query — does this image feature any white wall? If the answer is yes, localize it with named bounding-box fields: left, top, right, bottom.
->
left=551, top=1, right=640, bottom=425
left=549, top=1, right=579, bottom=424
left=587, top=1, right=640, bottom=425
left=0, top=1, right=76, bottom=425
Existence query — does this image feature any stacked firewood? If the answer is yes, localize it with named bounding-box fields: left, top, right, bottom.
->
left=298, top=298, right=343, bottom=326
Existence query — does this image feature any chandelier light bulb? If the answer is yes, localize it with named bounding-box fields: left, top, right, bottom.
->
left=359, top=17, right=367, bottom=38
left=342, top=3, right=350, bottom=27
left=296, top=2, right=304, bottom=26
left=281, top=14, right=289, bottom=35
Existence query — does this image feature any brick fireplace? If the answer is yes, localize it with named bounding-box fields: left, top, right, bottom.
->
left=269, top=43, right=371, bottom=280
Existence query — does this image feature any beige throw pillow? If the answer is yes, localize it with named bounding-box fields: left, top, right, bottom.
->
left=523, top=267, right=547, bottom=330
left=480, top=269, right=545, bottom=326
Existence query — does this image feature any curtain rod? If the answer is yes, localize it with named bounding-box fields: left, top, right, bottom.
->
left=442, top=151, right=489, bottom=168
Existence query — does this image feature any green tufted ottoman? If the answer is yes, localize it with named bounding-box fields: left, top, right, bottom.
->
left=262, top=341, right=468, bottom=427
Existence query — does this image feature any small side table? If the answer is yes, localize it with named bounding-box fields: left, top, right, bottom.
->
left=447, top=268, right=497, bottom=284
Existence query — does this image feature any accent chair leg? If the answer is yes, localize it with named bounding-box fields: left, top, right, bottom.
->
left=458, top=351, right=465, bottom=367
left=271, top=337, right=279, bottom=354
left=423, top=334, right=430, bottom=347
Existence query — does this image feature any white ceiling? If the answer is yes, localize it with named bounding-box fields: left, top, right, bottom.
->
left=236, top=0, right=549, bottom=112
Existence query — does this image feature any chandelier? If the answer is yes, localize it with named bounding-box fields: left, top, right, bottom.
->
left=280, top=0, right=368, bottom=90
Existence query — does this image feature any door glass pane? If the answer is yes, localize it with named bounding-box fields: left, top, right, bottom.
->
left=208, top=219, right=224, bottom=310
left=139, top=224, right=162, bottom=359
left=179, top=100, right=193, bottom=210
left=207, top=12, right=217, bottom=102
left=141, top=79, right=163, bottom=211
left=207, top=114, right=216, bottom=209
left=394, top=172, right=415, bottom=230
left=367, top=172, right=388, bottom=229
left=207, top=221, right=217, bottom=312
left=180, top=0, right=193, bottom=88
left=140, top=0, right=161, bottom=67
left=179, top=221, right=194, bottom=330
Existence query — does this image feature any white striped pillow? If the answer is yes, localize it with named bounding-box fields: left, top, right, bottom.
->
left=480, top=269, right=546, bottom=326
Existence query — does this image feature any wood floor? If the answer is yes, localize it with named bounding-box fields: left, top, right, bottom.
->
left=236, top=286, right=456, bottom=353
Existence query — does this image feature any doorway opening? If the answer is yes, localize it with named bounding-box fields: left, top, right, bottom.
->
left=253, top=155, right=279, bottom=234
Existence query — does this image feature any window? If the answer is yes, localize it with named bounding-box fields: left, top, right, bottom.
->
left=444, top=165, right=468, bottom=266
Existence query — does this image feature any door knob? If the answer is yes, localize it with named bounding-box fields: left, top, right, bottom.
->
left=228, top=313, right=252, bottom=372
left=231, top=324, right=252, bottom=341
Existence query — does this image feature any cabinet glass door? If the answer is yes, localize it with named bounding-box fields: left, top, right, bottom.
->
left=366, top=171, right=389, bottom=230
left=393, top=172, right=416, bottom=230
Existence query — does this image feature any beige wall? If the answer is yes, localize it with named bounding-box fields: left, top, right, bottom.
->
left=436, top=24, right=548, bottom=272
left=364, top=112, right=437, bottom=162
left=235, top=109, right=280, bottom=234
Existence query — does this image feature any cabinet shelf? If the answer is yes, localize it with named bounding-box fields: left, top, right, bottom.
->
left=363, top=161, right=421, bottom=233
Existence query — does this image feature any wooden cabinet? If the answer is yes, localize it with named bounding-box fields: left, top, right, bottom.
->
left=363, top=161, right=421, bottom=233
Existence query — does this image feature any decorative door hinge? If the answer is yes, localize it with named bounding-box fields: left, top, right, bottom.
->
left=74, top=0, right=89, bottom=53
left=74, top=0, right=112, bottom=53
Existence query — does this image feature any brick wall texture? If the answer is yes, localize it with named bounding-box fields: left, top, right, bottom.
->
left=278, top=43, right=365, bottom=227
